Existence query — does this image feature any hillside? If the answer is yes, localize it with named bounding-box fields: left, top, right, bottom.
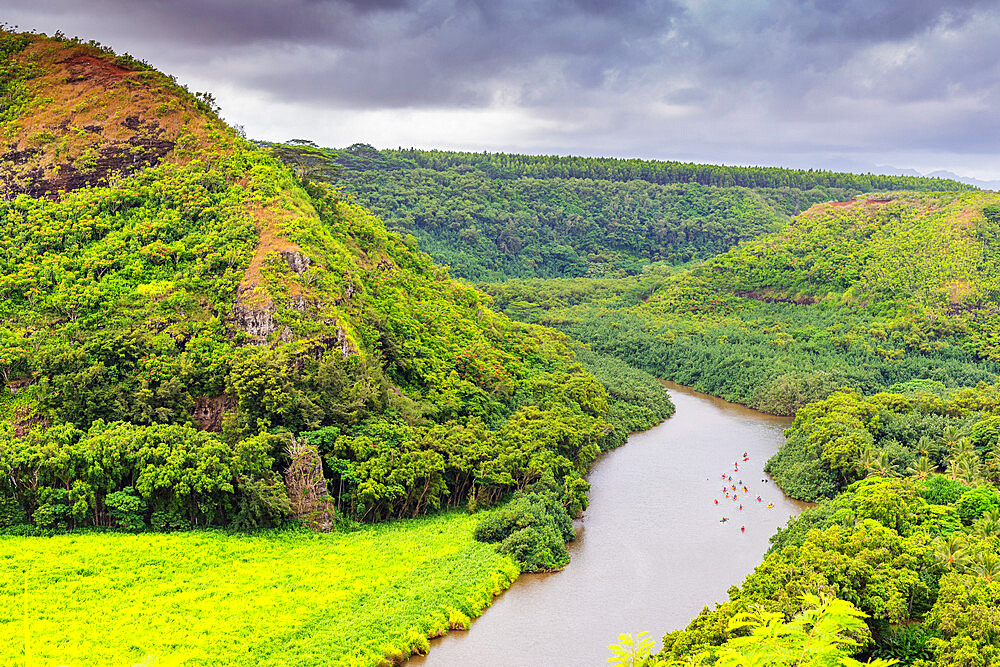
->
left=485, top=193, right=1000, bottom=415
left=271, top=143, right=973, bottom=281
left=0, top=30, right=678, bottom=544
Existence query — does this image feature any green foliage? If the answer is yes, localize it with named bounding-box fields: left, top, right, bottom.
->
left=0, top=420, right=288, bottom=529
left=956, top=486, right=1000, bottom=525
left=0, top=31, right=35, bottom=124
left=0, top=35, right=640, bottom=539
left=104, top=487, right=146, bottom=530
left=573, top=346, right=675, bottom=449
left=920, top=474, right=971, bottom=505
left=474, top=492, right=574, bottom=571
left=871, top=625, right=937, bottom=664
left=607, top=631, right=656, bottom=666
left=273, top=144, right=808, bottom=281
left=660, top=375, right=1000, bottom=665
left=679, top=594, right=897, bottom=667
left=480, top=194, right=1000, bottom=421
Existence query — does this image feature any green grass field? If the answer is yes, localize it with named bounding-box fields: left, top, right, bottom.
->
left=0, top=512, right=518, bottom=667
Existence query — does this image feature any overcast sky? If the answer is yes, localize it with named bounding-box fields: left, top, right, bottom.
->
left=7, top=0, right=1000, bottom=180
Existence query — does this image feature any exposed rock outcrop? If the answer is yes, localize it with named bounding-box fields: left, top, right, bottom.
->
left=280, top=250, right=311, bottom=274
left=192, top=394, right=236, bottom=431
left=284, top=437, right=335, bottom=532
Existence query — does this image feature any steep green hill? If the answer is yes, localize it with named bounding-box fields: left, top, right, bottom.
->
left=0, top=30, right=675, bottom=536
left=486, top=194, right=1000, bottom=415
left=271, top=143, right=972, bottom=281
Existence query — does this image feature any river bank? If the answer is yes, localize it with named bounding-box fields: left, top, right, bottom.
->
left=409, top=382, right=807, bottom=666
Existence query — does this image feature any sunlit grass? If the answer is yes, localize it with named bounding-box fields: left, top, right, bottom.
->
left=0, top=511, right=517, bottom=666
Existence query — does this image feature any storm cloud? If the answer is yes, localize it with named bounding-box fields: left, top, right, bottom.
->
left=5, top=0, right=1000, bottom=179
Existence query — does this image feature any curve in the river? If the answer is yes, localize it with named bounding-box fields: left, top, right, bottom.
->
left=409, top=382, right=808, bottom=667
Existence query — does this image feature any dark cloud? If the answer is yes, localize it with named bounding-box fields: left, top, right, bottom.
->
left=4, top=0, right=1000, bottom=178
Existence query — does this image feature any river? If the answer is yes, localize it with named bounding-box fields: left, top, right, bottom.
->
left=409, top=382, right=808, bottom=666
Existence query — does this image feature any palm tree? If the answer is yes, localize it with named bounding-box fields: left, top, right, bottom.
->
left=974, top=510, right=1000, bottom=538
left=984, top=449, right=1000, bottom=483
left=970, top=552, right=1000, bottom=583
left=870, top=451, right=896, bottom=478
left=948, top=452, right=982, bottom=486
left=907, top=455, right=936, bottom=480
left=915, top=434, right=937, bottom=459
left=940, top=425, right=964, bottom=453
left=935, top=534, right=968, bottom=571
left=859, top=445, right=879, bottom=477
left=952, top=436, right=975, bottom=457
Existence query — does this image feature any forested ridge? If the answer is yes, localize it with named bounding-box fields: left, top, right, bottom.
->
left=487, top=194, right=1000, bottom=420
left=273, top=142, right=970, bottom=281
left=0, top=30, right=679, bottom=537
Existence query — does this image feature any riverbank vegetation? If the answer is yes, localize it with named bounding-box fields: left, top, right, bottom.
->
left=654, top=379, right=1000, bottom=664
left=1, top=512, right=517, bottom=666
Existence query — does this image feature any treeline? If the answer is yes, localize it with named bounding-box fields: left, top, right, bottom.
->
left=271, top=143, right=973, bottom=284
left=654, top=381, right=1000, bottom=665
left=357, top=145, right=975, bottom=193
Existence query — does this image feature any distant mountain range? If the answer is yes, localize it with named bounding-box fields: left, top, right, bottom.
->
left=872, top=165, right=1000, bottom=191
left=816, top=158, right=999, bottom=191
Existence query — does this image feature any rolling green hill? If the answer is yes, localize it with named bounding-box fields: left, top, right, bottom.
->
left=486, top=194, right=1000, bottom=415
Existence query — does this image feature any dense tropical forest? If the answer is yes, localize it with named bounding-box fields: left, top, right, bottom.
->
left=272, top=142, right=971, bottom=282
left=274, top=144, right=1000, bottom=664
left=483, top=193, right=1000, bottom=417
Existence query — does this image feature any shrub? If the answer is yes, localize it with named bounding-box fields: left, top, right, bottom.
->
left=105, top=487, right=147, bottom=531
left=919, top=474, right=969, bottom=506
left=474, top=492, right=574, bottom=571
left=497, top=526, right=569, bottom=572
left=872, top=624, right=937, bottom=663
left=33, top=488, right=71, bottom=529
left=956, top=486, right=1000, bottom=524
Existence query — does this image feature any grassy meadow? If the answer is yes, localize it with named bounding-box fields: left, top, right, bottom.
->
left=0, top=512, right=518, bottom=667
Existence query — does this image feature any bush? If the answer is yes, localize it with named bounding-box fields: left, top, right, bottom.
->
left=105, top=487, right=146, bottom=531
left=956, top=486, right=1000, bottom=524
left=497, top=525, right=569, bottom=572
left=765, top=441, right=841, bottom=502
left=919, top=474, right=969, bottom=506
left=33, top=488, right=71, bottom=529
left=474, top=492, right=574, bottom=571
left=872, top=624, right=937, bottom=663
left=768, top=501, right=839, bottom=553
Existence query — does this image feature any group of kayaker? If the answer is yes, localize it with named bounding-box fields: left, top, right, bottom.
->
left=717, top=452, right=775, bottom=533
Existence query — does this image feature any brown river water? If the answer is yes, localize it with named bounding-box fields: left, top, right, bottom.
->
left=409, top=382, right=809, bottom=667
